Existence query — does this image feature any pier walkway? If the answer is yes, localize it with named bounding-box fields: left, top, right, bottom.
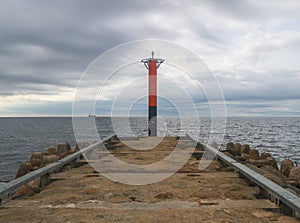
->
left=0, top=137, right=298, bottom=222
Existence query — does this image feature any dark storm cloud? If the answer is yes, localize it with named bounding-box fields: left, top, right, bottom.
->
left=0, top=0, right=179, bottom=55
left=0, top=73, right=76, bottom=87
left=0, top=0, right=185, bottom=95
left=0, top=0, right=299, bottom=116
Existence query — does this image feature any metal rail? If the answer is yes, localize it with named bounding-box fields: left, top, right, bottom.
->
left=0, top=134, right=116, bottom=201
left=186, top=134, right=300, bottom=218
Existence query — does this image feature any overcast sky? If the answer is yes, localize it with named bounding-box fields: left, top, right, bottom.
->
left=0, top=0, right=300, bottom=117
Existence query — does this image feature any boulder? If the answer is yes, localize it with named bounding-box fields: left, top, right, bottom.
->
left=27, top=178, right=41, bottom=192
left=249, top=149, right=259, bottom=160
left=65, top=142, right=71, bottom=151
left=261, top=165, right=284, bottom=179
left=287, top=179, right=299, bottom=187
left=289, top=166, right=300, bottom=184
left=260, top=152, right=271, bottom=160
left=30, top=152, right=43, bottom=161
left=280, top=159, right=294, bottom=177
left=75, top=143, right=80, bottom=151
left=264, top=173, right=287, bottom=187
left=241, top=154, right=249, bottom=160
left=233, top=143, right=242, bottom=156
left=226, top=142, right=234, bottom=150
left=67, top=150, right=75, bottom=155
left=15, top=162, right=32, bottom=178
left=42, top=151, right=51, bottom=156
left=12, top=185, right=35, bottom=199
left=241, top=144, right=250, bottom=154
left=48, top=147, right=56, bottom=155
left=227, top=142, right=241, bottom=156
left=247, top=163, right=287, bottom=187
left=266, top=156, right=278, bottom=169
left=248, top=158, right=278, bottom=169
left=30, top=158, right=42, bottom=168
left=57, top=143, right=67, bottom=156
left=42, top=155, right=59, bottom=165
left=236, top=156, right=248, bottom=162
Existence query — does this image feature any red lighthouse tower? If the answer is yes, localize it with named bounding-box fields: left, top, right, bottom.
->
left=141, top=51, right=164, bottom=136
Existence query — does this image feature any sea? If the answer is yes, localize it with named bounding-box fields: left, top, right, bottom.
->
left=0, top=117, right=299, bottom=182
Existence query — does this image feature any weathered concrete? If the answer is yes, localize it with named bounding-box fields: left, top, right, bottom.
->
left=1, top=137, right=299, bottom=222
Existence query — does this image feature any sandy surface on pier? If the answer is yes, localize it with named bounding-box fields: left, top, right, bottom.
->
left=0, top=137, right=298, bottom=223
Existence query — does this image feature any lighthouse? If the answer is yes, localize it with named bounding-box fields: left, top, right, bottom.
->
left=141, top=52, right=165, bottom=136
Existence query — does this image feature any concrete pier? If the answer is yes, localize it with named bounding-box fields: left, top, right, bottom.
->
left=0, top=137, right=299, bottom=222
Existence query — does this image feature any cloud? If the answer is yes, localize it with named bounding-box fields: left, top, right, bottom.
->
left=225, top=99, right=300, bottom=116
left=0, top=0, right=299, bottom=116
